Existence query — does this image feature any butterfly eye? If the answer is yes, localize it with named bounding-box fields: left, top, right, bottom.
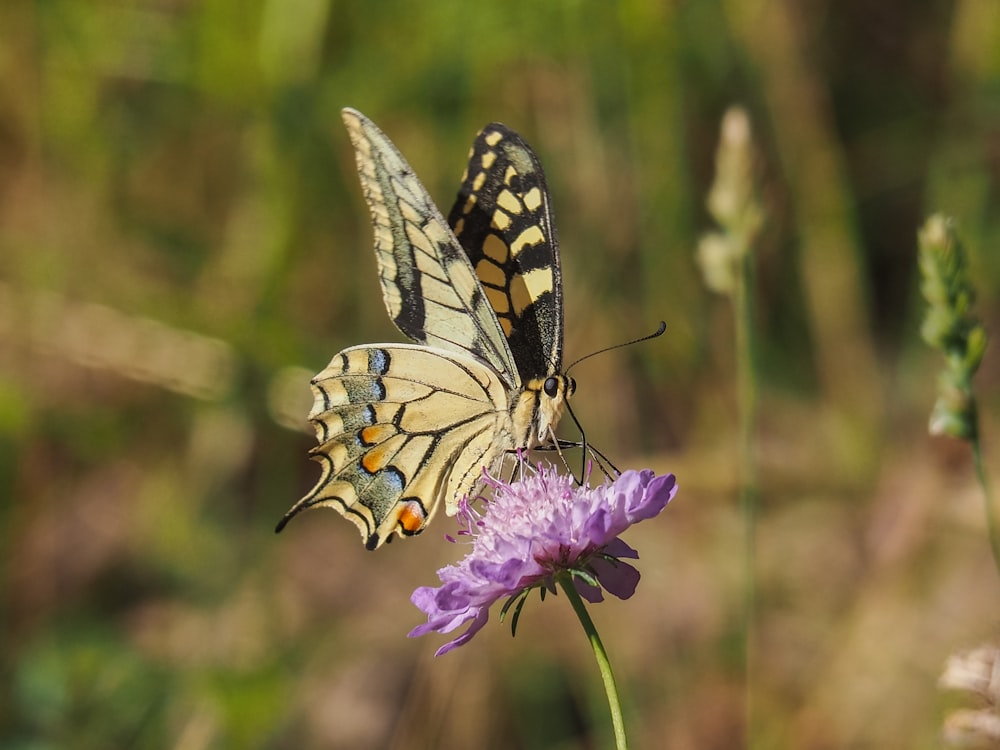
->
left=543, top=376, right=560, bottom=397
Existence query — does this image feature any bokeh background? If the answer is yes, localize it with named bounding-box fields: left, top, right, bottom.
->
left=2, top=1, right=999, bottom=748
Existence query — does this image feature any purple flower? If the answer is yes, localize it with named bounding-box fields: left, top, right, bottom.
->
left=409, top=465, right=678, bottom=655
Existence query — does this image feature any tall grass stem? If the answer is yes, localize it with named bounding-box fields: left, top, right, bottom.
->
left=971, top=437, right=1000, bottom=579
left=734, top=243, right=759, bottom=747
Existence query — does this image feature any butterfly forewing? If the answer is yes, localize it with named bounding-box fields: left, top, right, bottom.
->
left=447, top=124, right=563, bottom=381
left=341, top=108, right=518, bottom=388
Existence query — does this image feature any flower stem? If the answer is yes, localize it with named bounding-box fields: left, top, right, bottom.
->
left=734, top=245, right=759, bottom=747
left=558, top=576, right=629, bottom=750
left=971, top=435, right=1000, bottom=579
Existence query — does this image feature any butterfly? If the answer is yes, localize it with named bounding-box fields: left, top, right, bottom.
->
left=276, top=108, right=574, bottom=550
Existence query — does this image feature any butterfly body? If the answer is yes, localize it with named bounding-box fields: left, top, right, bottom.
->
left=278, top=109, right=569, bottom=549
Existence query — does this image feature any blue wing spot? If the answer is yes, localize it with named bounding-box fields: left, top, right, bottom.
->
left=343, top=377, right=386, bottom=404
left=383, top=466, right=406, bottom=494
left=369, top=348, right=391, bottom=375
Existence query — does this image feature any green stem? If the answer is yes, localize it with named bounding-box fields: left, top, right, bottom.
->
left=558, top=576, right=628, bottom=750
left=971, top=434, right=1000, bottom=580
left=734, top=242, right=759, bottom=747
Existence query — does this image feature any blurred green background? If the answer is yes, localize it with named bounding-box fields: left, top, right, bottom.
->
left=2, top=1, right=999, bottom=748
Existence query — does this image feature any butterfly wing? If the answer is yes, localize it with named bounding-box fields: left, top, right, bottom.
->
left=341, top=108, right=519, bottom=388
left=278, top=345, right=513, bottom=550
left=278, top=111, right=572, bottom=549
left=447, top=124, right=564, bottom=380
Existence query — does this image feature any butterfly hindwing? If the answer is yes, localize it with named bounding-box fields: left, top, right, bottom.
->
left=279, top=344, right=513, bottom=549
left=447, top=124, right=563, bottom=381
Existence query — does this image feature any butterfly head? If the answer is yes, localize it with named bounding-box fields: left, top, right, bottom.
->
left=515, top=374, right=575, bottom=448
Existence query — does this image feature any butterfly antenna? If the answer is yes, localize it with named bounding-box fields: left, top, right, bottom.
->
left=565, top=320, right=666, bottom=376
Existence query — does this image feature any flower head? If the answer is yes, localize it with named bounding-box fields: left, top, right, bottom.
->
left=409, top=465, right=677, bottom=655
left=696, top=106, right=763, bottom=295
left=918, top=214, right=987, bottom=440
left=940, top=643, right=1000, bottom=747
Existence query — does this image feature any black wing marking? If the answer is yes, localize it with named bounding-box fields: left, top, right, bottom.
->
left=447, top=124, right=564, bottom=381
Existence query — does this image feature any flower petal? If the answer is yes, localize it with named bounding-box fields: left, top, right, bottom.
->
left=432, top=607, right=490, bottom=656
left=592, top=557, right=641, bottom=600
left=574, top=575, right=605, bottom=603
left=602, top=537, right=639, bottom=560
left=624, top=472, right=677, bottom=522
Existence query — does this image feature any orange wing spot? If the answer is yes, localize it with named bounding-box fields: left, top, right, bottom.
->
left=361, top=444, right=392, bottom=474
left=397, top=500, right=427, bottom=534
left=360, top=424, right=394, bottom=446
